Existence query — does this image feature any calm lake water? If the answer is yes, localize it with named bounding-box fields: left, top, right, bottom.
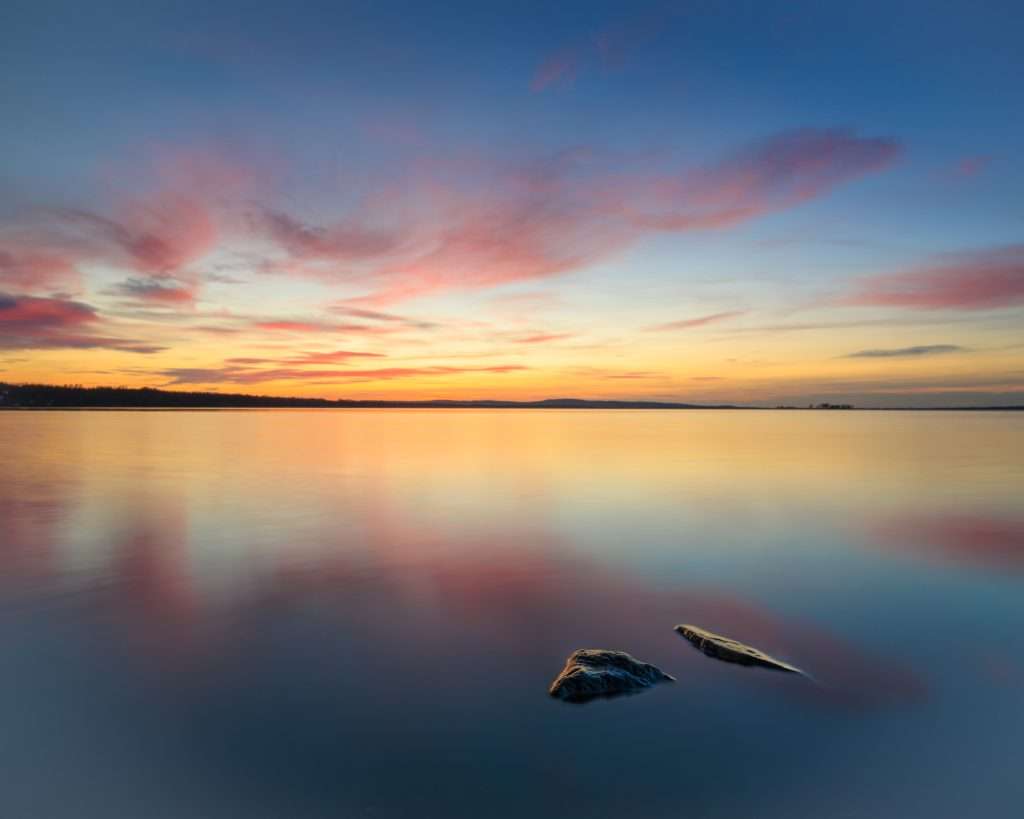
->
left=1, top=409, right=1022, bottom=818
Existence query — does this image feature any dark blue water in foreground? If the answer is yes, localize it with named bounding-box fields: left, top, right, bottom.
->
left=1, top=410, right=1022, bottom=818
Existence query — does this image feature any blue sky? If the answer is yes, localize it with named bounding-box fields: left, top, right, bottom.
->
left=1, top=0, right=1022, bottom=405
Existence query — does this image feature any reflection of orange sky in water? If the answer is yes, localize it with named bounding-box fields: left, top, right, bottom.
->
left=3, top=409, right=1019, bottom=705
left=4, top=408, right=1019, bottom=509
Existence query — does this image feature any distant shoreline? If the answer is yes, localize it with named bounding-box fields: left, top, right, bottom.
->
left=0, top=383, right=1020, bottom=411
left=4, top=407, right=1021, bottom=412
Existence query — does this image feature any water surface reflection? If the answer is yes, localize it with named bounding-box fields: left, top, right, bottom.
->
left=1, top=410, right=1021, bottom=818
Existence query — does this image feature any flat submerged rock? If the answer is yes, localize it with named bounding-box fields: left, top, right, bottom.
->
left=675, top=624, right=803, bottom=674
left=549, top=649, right=675, bottom=703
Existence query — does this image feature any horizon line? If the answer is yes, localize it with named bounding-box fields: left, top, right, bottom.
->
left=1, top=383, right=1022, bottom=412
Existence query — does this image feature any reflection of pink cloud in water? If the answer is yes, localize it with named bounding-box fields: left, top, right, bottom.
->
left=0, top=476, right=927, bottom=710
left=671, top=592, right=926, bottom=709
left=86, top=502, right=215, bottom=672
left=975, top=649, right=1024, bottom=689
left=0, top=496, right=60, bottom=585
left=871, top=513, right=1024, bottom=573
left=255, top=498, right=926, bottom=709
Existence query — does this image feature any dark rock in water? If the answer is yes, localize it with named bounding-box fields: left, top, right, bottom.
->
left=549, top=649, right=674, bottom=703
left=675, top=624, right=802, bottom=674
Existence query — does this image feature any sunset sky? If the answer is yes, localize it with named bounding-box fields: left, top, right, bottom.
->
left=2, top=0, right=1022, bottom=406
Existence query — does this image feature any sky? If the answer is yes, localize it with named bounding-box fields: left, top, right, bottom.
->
left=1, top=0, right=1022, bottom=407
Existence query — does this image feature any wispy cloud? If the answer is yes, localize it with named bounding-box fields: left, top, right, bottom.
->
left=265, top=128, right=901, bottom=306
left=159, top=362, right=527, bottom=386
left=3, top=129, right=901, bottom=312
left=341, top=154, right=632, bottom=305
left=253, top=208, right=402, bottom=263
left=0, top=242, right=80, bottom=293
left=531, top=6, right=675, bottom=92
left=531, top=48, right=581, bottom=92
left=251, top=319, right=395, bottom=335
left=605, top=370, right=660, bottom=379
left=724, top=314, right=991, bottom=336
left=0, top=149, right=253, bottom=313
left=952, top=155, right=992, bottom=178
left=841, top=245, right=1024, bottom=311
left=513, top=332, right=575, bottom=344
left=0, top=292, right=163, bottom=353
left=282, top=349, right=386, bottom=365
left=55, top=197, right=215, bottom=277
left=648, top=310, right=746, bottom=331
left=111, top=278, right=198, bottom=305
left=843, top=344, right=966, bottom=358
left=327, top=304, right=439, bottom=330
left=628, top=129, right=902, bottom=231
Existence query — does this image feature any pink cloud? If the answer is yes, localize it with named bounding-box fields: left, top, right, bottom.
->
left=0, top=199, right=209, bottom=310
left=330, top=306, right=412, bottom=321
left=531, top=48, right=581, bottom=92
left=255, top=208, right=402, bottom=263
left=0, top=243, right=80, bottom=293
left=629, top=129, right=902, bottom=230
left=53, top=188, right=216, bottom=284
left=3, top=149, right=250, bottom=308
left=282, top=350, right=386, bottom=364
left=118, top=191, right=216, bottom=275
left=327, top=304, right=440, bottom=330
left=532, top=7, right=674, bottom=92
left=345, top=167, right=633, bottom=306
left=605, top=370, right=659, bottom=379
left=648, top=310, right=747, bottom=331
left=0, top=292, right=162, bottom=352
left=0, top=292, right=95, bottom=329
left=112, top=278, right=198, bottom=305
left=514, top=332, right=575, bottom=344
left=842, top=245, right=1024, bottom=310
left=160, top=362, right=527, bottom=385
left=253, top=320, right=341, bottom=333
left=340, top=129, right=898, bottom=304
left=952, top=155, right=992, bottom=178
left=5, top=130, right=901, bottom=311
left=252, top=319, right=394, bottom=334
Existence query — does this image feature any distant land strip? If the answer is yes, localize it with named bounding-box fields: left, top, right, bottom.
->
left=0, top=383, right=739, bottom=410
left=0, top=384, right=1020, bottom=411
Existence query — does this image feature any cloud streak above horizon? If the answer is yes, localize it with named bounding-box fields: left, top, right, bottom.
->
left=843, top=344, right=966, bottom=358
left=841, top=246, right=1024, bottom=311
left=648, top=310, right=747, bottom=332
left=158, top=362, right=528, bottom=386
